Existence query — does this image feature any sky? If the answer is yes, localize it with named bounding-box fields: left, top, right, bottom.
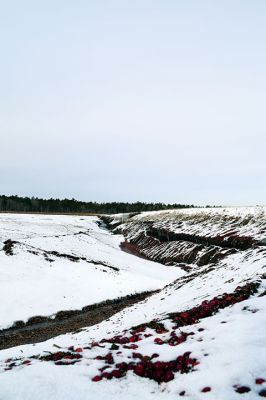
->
left=0, top=0, right=265, bottom=205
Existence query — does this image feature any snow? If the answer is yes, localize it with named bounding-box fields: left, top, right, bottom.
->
left=0, top=213, right=183, bottom=329
left=128, top=206, right=266, bottom=242
left=0, top=209, right=265, bottom=399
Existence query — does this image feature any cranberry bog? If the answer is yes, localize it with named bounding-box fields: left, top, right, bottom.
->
left=0, top=207, right=266, bottom=400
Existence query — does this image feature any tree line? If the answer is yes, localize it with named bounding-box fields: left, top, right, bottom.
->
left=0, top=195, right=196, bottom=214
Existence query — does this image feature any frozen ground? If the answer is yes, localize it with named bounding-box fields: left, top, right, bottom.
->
left=0, top=208, right=265, bottom=400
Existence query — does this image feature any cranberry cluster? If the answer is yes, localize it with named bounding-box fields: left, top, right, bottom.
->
left=91, top=281, right=259, bottom=384
left=2, top=280, right=261, bottom=394
left=100, top=332, right=142, bottom=345
left=154, top=331, right=194, bottom=346
left=169, top=281, right=259, bottom=328
left=97, top=322, right=168, bottom=348
left=39, top=350, right=83, bottom=365
left=92, top=351, right=199, bottom=383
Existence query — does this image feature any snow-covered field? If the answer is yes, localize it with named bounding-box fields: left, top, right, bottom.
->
left=0, top=213, right=182, bottom=329
left=0, top=208, right=266, bottom=399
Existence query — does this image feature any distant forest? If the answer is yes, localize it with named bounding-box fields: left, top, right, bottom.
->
left=0, top=195, right=196, bottom=214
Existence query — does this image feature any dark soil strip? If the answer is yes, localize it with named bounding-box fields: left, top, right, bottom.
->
left=0, top=290, right=158, bottom=350
left=100, top=216, right=260, bottom=251
left=146, top=227, right=257, bottom=251
left=42, top=250, right=119, bottom=271
left=2, top=240, right=120, bottom=271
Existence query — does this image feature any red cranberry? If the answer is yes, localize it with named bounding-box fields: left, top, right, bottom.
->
left=116, top=362, right=128, bottom=371
left=154, top=338, right=164, bottom=345
left=92, top=375, right=102, bottom=382
left=163, top=370, right=174, bottom=382
left=201, top=387, right=211, bottom=393
left=75, top=348, right=83, bottom=353
left=102, top=372, right=112, bottom=380
left=235, top=386, right=251, bottom=393
left=256, top=378, right=266, bottom=385
left=112, top=370, right=123, bottom=378
left=152, top=369, right=164, bottom=382
left=134, top=363, right=145, bottom=377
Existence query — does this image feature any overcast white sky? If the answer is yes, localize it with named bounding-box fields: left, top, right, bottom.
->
left=0, top=1, right=265, bottom=205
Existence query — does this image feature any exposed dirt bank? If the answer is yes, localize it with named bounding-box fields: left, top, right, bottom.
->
left=0, top=291, right=157, bottom=350
left=101, top=215, right=264, bottom=269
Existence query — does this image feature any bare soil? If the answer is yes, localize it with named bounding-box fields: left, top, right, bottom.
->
left=0, top=291, right=157, bottom=350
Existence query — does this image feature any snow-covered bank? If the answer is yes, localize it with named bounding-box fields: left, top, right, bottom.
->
left=2, top=285, right=265, bottom=400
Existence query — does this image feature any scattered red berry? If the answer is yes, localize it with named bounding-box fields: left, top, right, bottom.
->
left=154, top=338, right=164, bottom=345
left=256, top=378, right=266, bottom=385
left=201, top=387, right=211, bottom=393
left=92, top=375, right=102, bottom=382
left=235, top=386, right=251, bottom=393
